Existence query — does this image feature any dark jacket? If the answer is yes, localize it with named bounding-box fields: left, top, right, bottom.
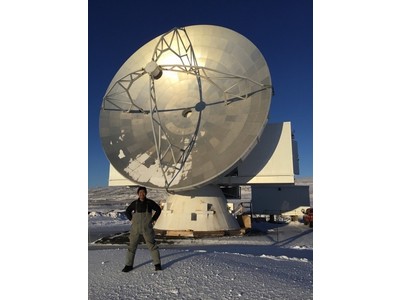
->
left=125, top=198, right=161, bottom=222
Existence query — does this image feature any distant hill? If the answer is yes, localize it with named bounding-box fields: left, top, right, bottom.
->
left=89, top=177, right=314, bottom=207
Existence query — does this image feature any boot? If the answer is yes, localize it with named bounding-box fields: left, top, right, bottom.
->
left=122, top=265, right=134, bottom=272
left=155, top=264, right=162, bottom=271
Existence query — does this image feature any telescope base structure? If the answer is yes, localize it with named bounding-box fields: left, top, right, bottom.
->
left=154, top=185, right=242, bottom=238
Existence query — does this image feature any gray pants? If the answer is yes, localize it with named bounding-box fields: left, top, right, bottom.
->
left=125, top=211, right=160, bottom=266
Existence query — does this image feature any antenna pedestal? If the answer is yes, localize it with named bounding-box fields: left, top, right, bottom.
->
left=154, top=185, right=241, bottom=238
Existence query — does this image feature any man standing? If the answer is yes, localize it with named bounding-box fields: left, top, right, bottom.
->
left=122, top=186, right=162, bottom=272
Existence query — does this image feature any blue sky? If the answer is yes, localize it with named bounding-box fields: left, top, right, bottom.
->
left=89, top=0, right=313, bottom=187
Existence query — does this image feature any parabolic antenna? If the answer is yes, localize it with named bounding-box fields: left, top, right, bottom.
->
left=100, top=25, right=272, bottom=192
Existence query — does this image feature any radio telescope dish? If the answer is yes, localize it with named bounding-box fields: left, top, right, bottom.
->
left=100, top=25, right=272, bottom=192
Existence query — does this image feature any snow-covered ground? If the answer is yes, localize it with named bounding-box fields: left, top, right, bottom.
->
left=88, top=185, right=313, bottom=299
